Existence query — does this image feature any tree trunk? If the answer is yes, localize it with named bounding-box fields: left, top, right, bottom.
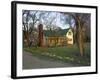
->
left=77, top=20, right=84, bottom=56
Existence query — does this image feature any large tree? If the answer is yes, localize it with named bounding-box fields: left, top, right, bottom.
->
left=72, top=13, right=90, bottom=56
left=23, top=10, right=30, bottom=46
left=63, top=12, right=90, bottom=56
left=23, top=10, right=47, bottom=47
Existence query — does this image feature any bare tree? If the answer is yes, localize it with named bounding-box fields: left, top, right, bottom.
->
left=63, top=12, right=90, bottom=56
left=23, top=10, right=47, bottom=47
left=23, top=10, right=31, bottom=46
left=42, top=12, right=58, bottom=30
left=73, top=13, right=90, bottom=56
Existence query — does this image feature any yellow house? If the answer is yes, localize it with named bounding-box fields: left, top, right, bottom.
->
left=66, top=29, right=73, bottom=45
left=44, top=28, right=74, bottom=46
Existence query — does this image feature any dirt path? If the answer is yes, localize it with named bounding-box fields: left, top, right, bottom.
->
left=23, top=51, right=78, bottom=69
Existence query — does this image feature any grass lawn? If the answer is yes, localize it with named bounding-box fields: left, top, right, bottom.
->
left=24, top=43, right=90, bottom=66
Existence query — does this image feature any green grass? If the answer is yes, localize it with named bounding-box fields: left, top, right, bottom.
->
left=24, top=43, right=90, bottom=66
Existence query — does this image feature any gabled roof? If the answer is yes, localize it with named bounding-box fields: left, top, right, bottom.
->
left=44, top=28, right=71, bottom=37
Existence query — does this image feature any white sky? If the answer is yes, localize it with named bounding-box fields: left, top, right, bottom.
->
left=23, top=10, right=75, bottom=30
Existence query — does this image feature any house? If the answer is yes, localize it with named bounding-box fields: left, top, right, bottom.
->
left=66, top=28, right=73, bottom=45
left=44, top=28, right=74, bottom=46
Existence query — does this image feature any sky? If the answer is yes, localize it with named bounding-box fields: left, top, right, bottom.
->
left=23, top=10, right=75, bottom=30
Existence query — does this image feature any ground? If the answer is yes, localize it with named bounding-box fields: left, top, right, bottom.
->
left=23, top=43, right=90, bottom=69
left=23, top=51, right=80, bottom=69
